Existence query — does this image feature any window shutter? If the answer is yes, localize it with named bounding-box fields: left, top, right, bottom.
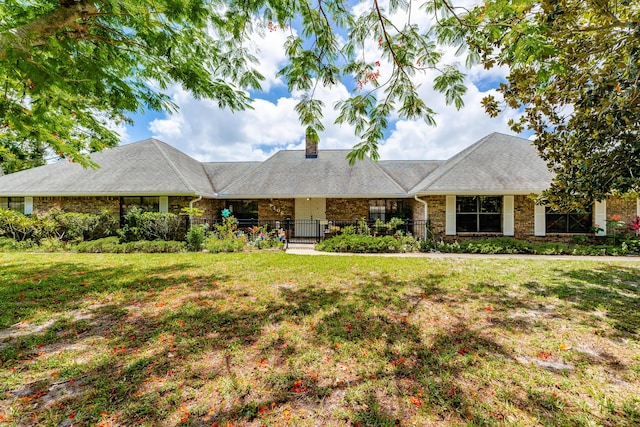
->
left=503, top=196, right=514, bottom=236
left=159, top=196, right=169, bottom=213
left=594, top=200, right=606, bottom=236
left=445, top=196, right=456, bottom=235
left=534, top=204, right=546, bottom=236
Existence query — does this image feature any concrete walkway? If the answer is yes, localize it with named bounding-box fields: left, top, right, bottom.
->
left=285, top=243, right=640, bottom=262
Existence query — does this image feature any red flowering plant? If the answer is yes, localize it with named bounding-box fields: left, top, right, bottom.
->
left=630, top=215, right=640, bottom=236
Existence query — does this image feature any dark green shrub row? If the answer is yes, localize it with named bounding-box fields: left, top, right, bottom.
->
left=315, top=234, right=418, bottom=253
left=431, top=237, right=639, bottom=256
left=118, top=207, right=184, bottom=242
left=0, top=208, right=117, bottom=243
left=75, top=237, right=186, bottom=253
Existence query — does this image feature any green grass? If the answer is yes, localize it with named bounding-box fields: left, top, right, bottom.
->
left=0, top=252, right=639, bottom=426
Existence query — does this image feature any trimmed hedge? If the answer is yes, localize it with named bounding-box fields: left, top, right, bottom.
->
left=315, top=234, right=418, bottom=253
left=75, top=237, right=186, bottom=253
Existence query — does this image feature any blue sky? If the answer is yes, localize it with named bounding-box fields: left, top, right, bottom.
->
left=118, top=0, right=524, bottom=163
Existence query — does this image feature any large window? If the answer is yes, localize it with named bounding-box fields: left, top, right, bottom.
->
left=546, top=207, right=592, bottom=233
left=226, top=200, right=258, bottom=220
left=368, top=199, right=411, bottom=222
left=456, top=196, right=502, bottom=233
left=120, top=196, right=159, bottom=217
left=0, top=197, right=25, bottom=213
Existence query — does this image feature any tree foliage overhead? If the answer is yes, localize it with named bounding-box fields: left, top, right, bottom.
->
left=0, top=0, right=467, bottom=173
left=1, top=0, right=639, bottom=207
left=439, top=0, right=639, bottom=209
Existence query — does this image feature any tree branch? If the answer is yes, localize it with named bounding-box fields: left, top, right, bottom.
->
left=0, top=0, right=99, bottom=59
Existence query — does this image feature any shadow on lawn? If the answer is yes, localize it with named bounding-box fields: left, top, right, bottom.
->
left=1, top=261, right=638, bottom=426
left=551, top=265, right=640, bottom=336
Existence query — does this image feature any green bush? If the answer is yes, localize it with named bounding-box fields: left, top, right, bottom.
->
left=428, top=237, right=629, bottom=256
left=0, top=236, right=36, bottom=251
left=0, top=208, right=38, bottom=241
left=74, top=237, right=185, bottom=253
left=0, top=208, right=118, bottom=243
left=52, top=209, right=118, bottom=242
left=121, top=240, right=186, bottom=253
left=74, top=237, right=121, bottom=253
left=38, top=237, right=69, bottom=252
left=316, top=234, right=409, bottom=253
left=186, top=224, right=208, bottom=251
left=204, top=236, right=245, bottom=253
left=118, top=207, right=183, bottom=242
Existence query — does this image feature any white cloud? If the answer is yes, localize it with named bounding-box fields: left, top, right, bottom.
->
left=140, top=1, right=522, bottom=163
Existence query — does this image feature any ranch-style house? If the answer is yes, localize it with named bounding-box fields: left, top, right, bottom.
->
left=1, top=132, right=638, bottom=241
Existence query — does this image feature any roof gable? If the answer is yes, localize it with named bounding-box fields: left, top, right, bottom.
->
left=0, top=138, right=216, bottom=197
left=410, top=133, right=553, bottom=194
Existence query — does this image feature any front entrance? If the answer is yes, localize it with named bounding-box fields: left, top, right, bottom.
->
left=294, top=198, right=326, bottom=239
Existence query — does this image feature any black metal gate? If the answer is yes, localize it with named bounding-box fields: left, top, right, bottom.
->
left=285, top=218, right=324, bottom=244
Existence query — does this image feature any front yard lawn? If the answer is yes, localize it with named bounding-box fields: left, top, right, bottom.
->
left=0, top=252, right=639, bottom=426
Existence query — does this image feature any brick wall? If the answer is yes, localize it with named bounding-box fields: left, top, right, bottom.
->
left=258, top=199, right=295, bottom=220
left=326, top=198, right=369, bottom=219
left=192, top=198, right=225, bottom=221
left=606, top=196, right=638, bottom=223
left=34, top=196, right=119, bottom=217
left=514, top=195, right=536, bottom=237
left=413, top=196, right=446, bottom=237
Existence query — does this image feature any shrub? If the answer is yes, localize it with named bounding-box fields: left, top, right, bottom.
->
left=75, top=237, right=121, bottom=253
left=118, top=207, right=183, bottom=242
left=186, top=224, right=208, bottom=251
left=121, top=240, right=186, bottom=253
left=40, top=209, right=118, bottom=242
left=0, top=208, right=38, bottom=241
left=38, top=237, right=69, bottom=252
left=0, top=236, right=35, bottom=251
left=74, top=237, right=186, bottom=253
left=316, top=234, right=406, bottom=253
left=204, top=235, right=245, bottom=253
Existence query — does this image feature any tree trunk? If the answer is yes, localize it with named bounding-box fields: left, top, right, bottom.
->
left=0, top=0, right=99, bottom=59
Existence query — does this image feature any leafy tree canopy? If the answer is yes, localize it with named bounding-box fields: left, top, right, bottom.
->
left=447, top=0, right=640, bottom=209
left=1, top=0, right=638, bottom=208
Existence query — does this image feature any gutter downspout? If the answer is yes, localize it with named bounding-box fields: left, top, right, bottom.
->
left=414, top=194, right=428, bottom=239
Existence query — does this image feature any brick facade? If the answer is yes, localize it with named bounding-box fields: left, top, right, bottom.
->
left=326, top=198, right=369, bottom=219
left=29, top=194, right=639, bottom=241
left=34, top=196, right=119, bottom=216
left=514, top=195, right=535, bottom=237
left=258, top=199, right=295, bottom=220
left=606, top=196, right=638, bottom=223
left=413, top=196, right=446, bottom=237
left=192, top=198, right=225, bottom=221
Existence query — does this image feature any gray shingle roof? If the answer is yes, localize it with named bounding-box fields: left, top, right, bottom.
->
left=0, top=133, right=553, bottom=199
left=379, top=160, right=444, bottom=192
left=409, top=133, right=553, bottom=194
left=202, top=162, right=260, bottom=193
left=218, top=150, right=408, bottom=198
left=0, top=138, right=216, bottom=197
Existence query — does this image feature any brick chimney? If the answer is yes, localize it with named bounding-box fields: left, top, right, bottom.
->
left=305, top=134, right=318, bottom=159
